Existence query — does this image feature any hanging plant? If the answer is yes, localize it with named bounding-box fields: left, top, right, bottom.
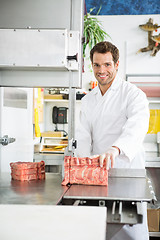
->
left=83, top=7, right=111, bottom=57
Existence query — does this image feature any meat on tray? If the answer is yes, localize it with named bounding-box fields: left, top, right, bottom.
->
left=61, top=156, right=108, bottom=186
left=10, top=161, right=45, bottom=181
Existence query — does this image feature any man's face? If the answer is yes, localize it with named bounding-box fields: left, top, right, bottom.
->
left=92, top=52, right=119, bottom=87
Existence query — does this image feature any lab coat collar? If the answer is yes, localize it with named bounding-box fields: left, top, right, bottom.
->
left=92, top=73, right=122, bottom=96
left=109, top=73, right=122, bottom=91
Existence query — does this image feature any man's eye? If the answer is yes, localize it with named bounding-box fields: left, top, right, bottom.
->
left=105, top=63, right=110, bottom=67
left=94, top=64, right=99, bottom=67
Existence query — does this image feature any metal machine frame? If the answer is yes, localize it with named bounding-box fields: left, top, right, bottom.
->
left=0, top=0, right=84, bottom=155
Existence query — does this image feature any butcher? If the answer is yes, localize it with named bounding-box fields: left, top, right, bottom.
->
left=75, top=41, right=150, bottom=240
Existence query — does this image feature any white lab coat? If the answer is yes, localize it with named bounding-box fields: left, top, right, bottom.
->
left=75, top=74, right=150, bottom=240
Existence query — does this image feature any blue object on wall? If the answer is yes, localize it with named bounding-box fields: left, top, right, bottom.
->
left=85, top=0, right=160, bottom=15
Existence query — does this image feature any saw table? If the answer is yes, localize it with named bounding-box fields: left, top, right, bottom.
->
left=59, top=168, right=156, bottom=239
left=0, top=169, right=156, bottom=240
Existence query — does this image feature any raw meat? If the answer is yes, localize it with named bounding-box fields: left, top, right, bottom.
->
left=10, top=162, right=38, bottom=169
left=11, top=173, right=38, bottom=181
left=11, top=168, right=37, bottom=176
left=10, top=161, right=45, bottom=181
left=61, top=156, right=108, bottom=186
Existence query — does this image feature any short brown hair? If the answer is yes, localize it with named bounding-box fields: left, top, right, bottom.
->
left=90, top=41, right=119, bottom=64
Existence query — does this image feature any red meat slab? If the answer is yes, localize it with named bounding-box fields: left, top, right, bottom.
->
left=61, top=156, right=108, bottom=186
left=10, top=161, right=45, bottom=181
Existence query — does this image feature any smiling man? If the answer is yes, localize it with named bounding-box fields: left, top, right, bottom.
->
left=91, top=46, right=119, bottom=94
left=75, top=41, right=150, bottom=239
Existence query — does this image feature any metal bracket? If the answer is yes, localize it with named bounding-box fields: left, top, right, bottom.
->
left=68, top=138, right=77, bottom=151
left=67, top=53, right=78, bottom=61
left=136, top=202, right=143, bottom=223
left=0, top=135, right=16, bottom=146
left=111, top=201, right=122, bottom=222
left=73, top=200, right=80, bottom=206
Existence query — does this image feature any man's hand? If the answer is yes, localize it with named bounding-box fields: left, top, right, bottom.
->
left=100, top=146, right=120, bottom=169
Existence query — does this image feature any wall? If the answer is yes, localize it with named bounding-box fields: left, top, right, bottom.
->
left=82, top=14, right=160, bottom=90
left=86, top=0, right=160, bottom=15
left=44, top=100, right=81, bottom=134
left=0, top=0, right=71, bottom=29
left=0, top=88, right=33, bottom=172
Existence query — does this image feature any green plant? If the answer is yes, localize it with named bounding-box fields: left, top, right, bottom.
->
left=83, top=7, right=110, bottom=57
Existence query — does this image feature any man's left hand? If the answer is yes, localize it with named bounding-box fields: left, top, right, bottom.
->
left=100, top=146, right=120, bottom=169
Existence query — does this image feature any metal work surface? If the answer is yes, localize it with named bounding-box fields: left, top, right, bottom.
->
left=0, top=173, right=67, bottom=205
left=61, top=169, right=155, bottom=227
left=145, top=151, right=160, bottom=168
left=0, top=204, right=106, bottom=240
left=63, top=169, right=154, bottom=202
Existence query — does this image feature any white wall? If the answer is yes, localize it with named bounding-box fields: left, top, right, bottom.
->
left=82, top=14, right=160, bottom=90
left=0, top=88, right=33, bottom=172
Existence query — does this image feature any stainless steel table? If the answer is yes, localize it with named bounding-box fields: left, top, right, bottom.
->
left=0, top=169, right=156, bottom=240
left=145, top=151, right=160, bottom=168
left=0, top=173, right=107, bottom=240
left=62, top=178, right=152, bottom=225
left=60, top=168, right=155, bottom=239
left=0, top=172, right=67, bottom=205
left=63, top=169, right=153, bottom=202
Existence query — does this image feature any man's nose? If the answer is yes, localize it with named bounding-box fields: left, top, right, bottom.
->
left=99, top=65, right=105, bottom=72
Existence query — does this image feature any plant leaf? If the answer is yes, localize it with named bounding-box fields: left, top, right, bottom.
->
left=83, top=8, right=111, bottom=56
